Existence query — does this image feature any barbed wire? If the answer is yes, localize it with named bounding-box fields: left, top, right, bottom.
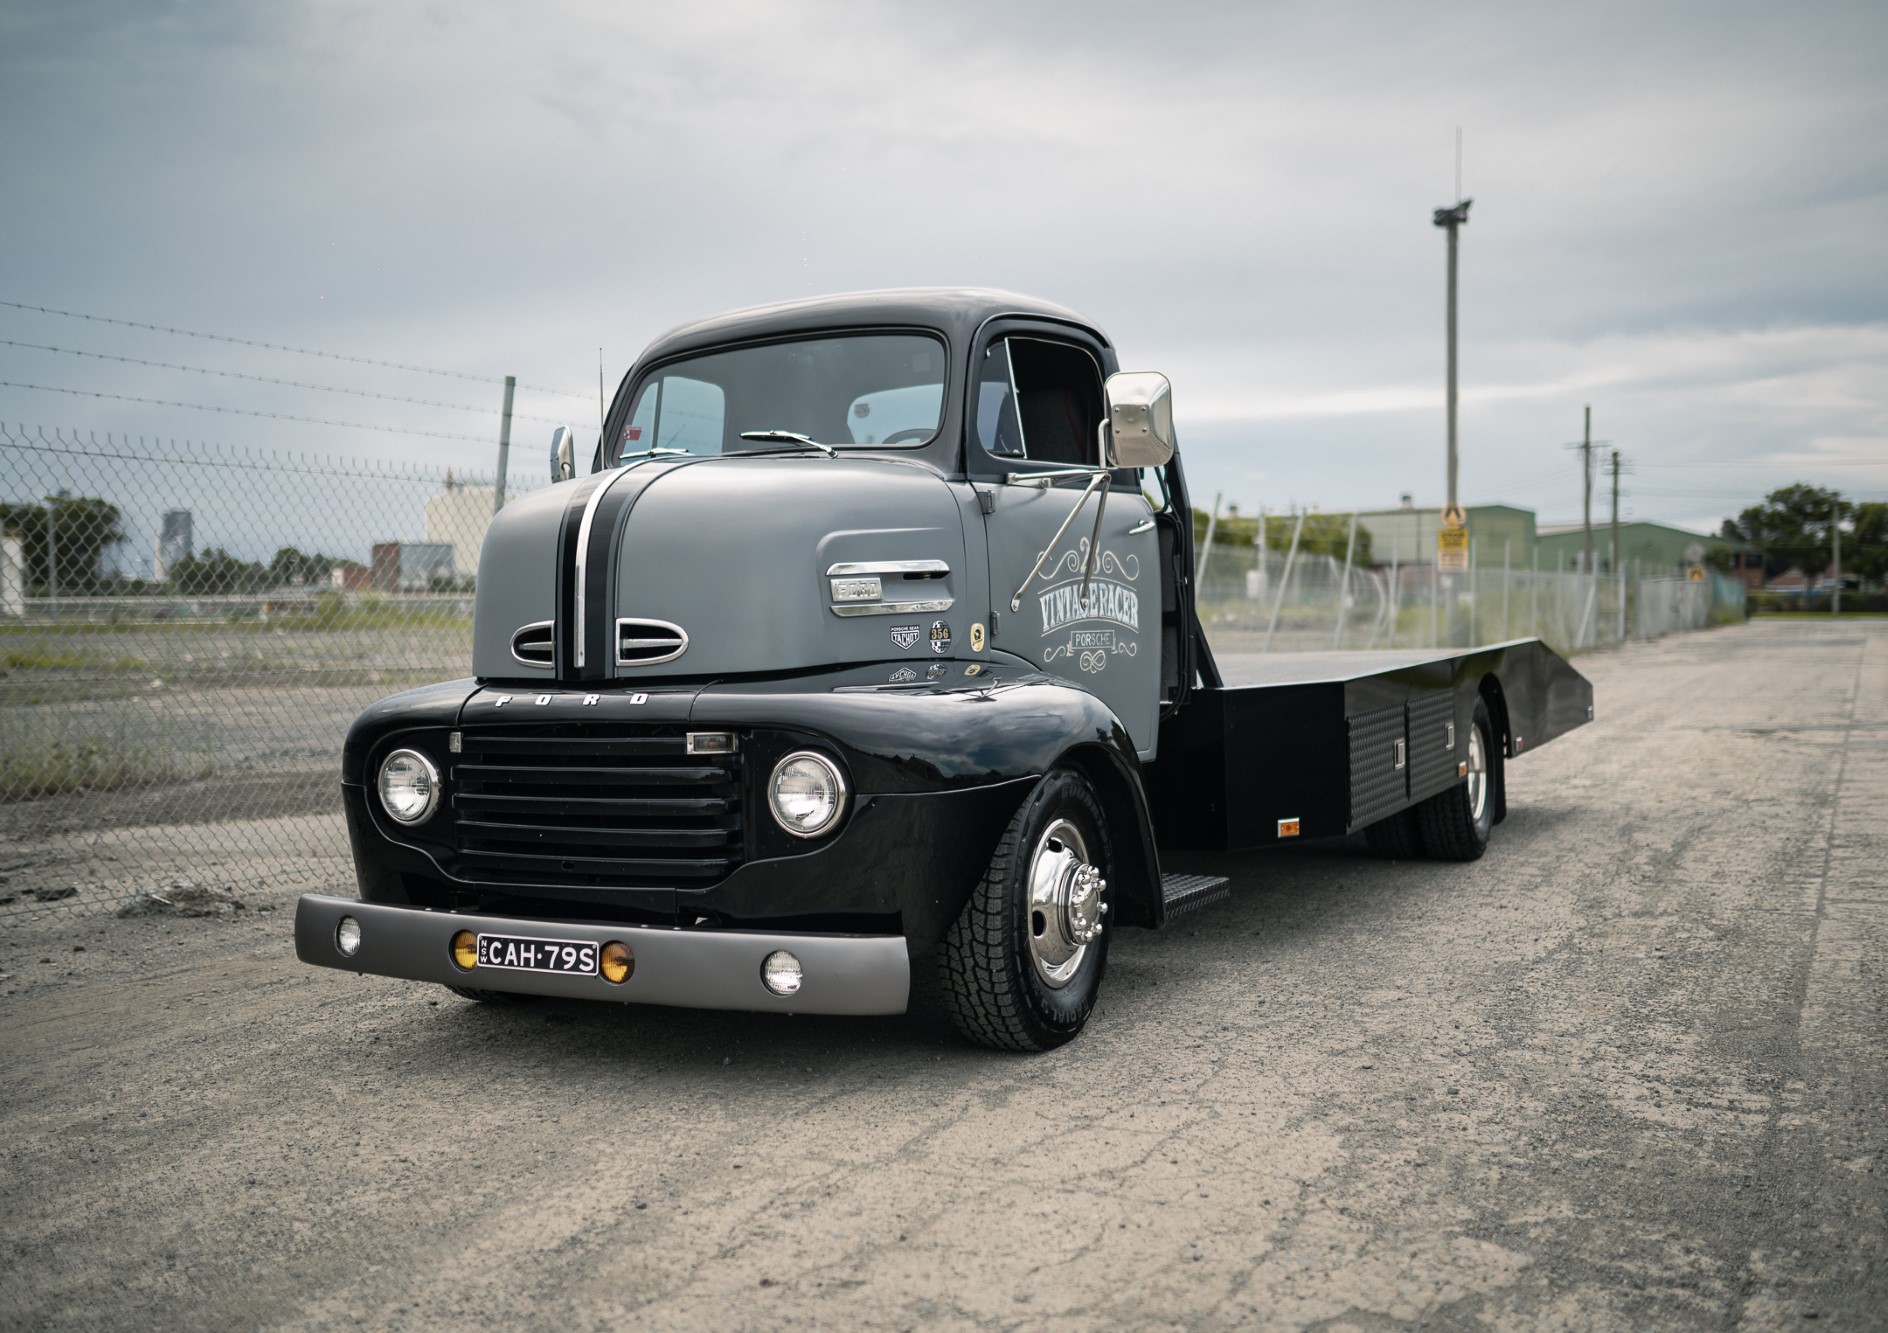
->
left=0, top=298, right=590, bottom=400
left=0, top=381, right=513, bottom=445
left=1, top=340, right=567, bottom=425
left=0, top=421, right=523, bottom=488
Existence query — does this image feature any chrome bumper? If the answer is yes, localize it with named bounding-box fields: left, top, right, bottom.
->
left=293, top=894, right=910, bottom=1015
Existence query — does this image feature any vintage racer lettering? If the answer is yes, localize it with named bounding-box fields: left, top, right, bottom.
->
left=1039, top=580, right=1139, bottom=635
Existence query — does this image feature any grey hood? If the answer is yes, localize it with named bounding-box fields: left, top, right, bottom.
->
left=473, top=456, right=975, bottom=682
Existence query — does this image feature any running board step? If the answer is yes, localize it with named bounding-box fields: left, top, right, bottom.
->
left=1160, top=872, right=1231, bottom=918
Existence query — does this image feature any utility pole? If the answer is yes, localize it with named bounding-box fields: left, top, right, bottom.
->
left=493, top=374, right=516, bottom=517
left=1433, top=193, right=1472, bottom=513
left=1581, top=406, right=1594, bottom=573
left=1832, top=500, right=1842, bottom=615
left=1609, top=449, right=1621, bottom=575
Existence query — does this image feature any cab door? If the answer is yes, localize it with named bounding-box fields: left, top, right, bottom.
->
left=975, top=332, right=1162, bottom=757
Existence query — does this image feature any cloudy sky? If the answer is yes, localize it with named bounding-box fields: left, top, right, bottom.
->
left=3, top=0, right=1884, bottom=538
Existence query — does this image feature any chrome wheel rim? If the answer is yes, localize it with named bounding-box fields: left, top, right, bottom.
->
left=1026, top=818, right=1107, bottom=989
left=1467, top=724, right=1488, bottom=823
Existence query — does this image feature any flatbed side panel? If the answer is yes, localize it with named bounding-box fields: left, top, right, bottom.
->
left=1149, top=681, right=1346, bottom=851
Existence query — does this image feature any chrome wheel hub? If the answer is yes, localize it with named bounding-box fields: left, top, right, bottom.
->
left=1466, top=724, right=1488, bottom=823
left=1026, top=818, right=1108, bottom=989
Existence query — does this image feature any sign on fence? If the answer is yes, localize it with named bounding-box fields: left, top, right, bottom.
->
left=1437, top=511, right=1468, bottom=573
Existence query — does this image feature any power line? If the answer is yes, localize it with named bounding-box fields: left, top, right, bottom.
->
left=0, top=298, right=589, bottom=400
left=1, top=339, right=566, bottom=424
left=0, top=381, right=501, bottom=444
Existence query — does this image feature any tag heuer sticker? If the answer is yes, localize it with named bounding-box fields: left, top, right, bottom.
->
left=889, top=667, right=919, bottom=684
left=926, top=663, right=947, bottom=679
left=970, top=622, right=986, bottom=652
left=890, top=624, right=921, bottom=651
left=929, top=620, right=952, bottom=654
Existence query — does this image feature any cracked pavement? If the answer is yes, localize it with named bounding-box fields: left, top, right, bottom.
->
left=2, top=617, right=1883, bottom=1329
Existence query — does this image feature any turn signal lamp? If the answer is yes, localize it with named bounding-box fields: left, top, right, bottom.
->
left=601, top=941, right=634, bottom=984
left=450, top=930, right=478, bottom=971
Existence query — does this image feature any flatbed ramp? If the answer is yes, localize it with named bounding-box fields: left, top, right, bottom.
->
left=1151, top=637, right=1592, bottom=853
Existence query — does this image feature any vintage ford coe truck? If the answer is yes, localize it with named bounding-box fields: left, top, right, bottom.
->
left=295, top=289, right=1592, bottom=1050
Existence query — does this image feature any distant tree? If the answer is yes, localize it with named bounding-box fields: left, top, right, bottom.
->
left=1720, top=484, right=1844, bottom=580
left=1192, top=508, right=1374, bottom=566
left=169, top=546, right=266, bottom=595
left=266, top=546, right=347, bottom=587
left=0, top=495, right=126, bottom=594
left=1850, top=501, right=1888, bottom=586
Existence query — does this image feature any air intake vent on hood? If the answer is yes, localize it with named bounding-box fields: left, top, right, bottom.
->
left=617, top=618, right=688, bottom=667
left=509, top=621, right=554, bottom=667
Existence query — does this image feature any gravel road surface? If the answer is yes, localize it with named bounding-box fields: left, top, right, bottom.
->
left=3, top=618, right=1883, bottom=1329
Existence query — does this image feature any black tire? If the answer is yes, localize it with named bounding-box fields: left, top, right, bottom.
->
left=938, top=768, right=1113, bottom=1052
left=1363, top=808, right=1424, bottom=859
left=442, top=985, right=534, bottom=1004
left=1414, top=696, right=1497, bottom=861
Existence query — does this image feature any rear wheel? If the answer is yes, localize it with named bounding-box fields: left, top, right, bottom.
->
left=939, top=768, right=1113, bottom=1052
left=1415, top=696, right=1497, bottom=861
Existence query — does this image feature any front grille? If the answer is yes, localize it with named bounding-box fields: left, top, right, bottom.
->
left=451, top=723, right=742, bottom=888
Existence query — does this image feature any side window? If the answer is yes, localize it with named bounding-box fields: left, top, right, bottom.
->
left=620, top=375, right=725, bottom=458
left=975, top=336, right=1103, bottom=467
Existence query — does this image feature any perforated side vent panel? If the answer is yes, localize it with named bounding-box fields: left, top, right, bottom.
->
left=1347, top=704, right=1407, bottom=830
left=1406, top=692, right=1459, bottom=803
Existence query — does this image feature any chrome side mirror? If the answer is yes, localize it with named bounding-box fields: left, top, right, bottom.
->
left=1103, top=371, right=1176, bottom=469
left=549, top=426, right=577, bottom=482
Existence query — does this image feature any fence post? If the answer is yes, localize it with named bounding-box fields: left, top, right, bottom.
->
left=1501, top=540, right=1511, bottom=641
left=1263, top=509, right=1306, bottom=652
left=492, top=375, right=516, bottom=516
left=1468, top=537, right=1478, bottom=645
left=1431, top=561, right=1440, bottom=648
left=1197, top=491, right=1222, bottom=589
left=1387, top=558, right=1399, bottom=648
left=1331, top=511, right=1357, bottom=648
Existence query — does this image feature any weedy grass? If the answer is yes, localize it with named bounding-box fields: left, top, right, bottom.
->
left=0, top=737, right=215, bottom=801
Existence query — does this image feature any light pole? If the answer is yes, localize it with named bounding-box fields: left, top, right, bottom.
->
left=1433, top=197, right=1472, bottom=513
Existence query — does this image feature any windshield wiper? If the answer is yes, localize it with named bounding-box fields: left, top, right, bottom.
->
left=737, top=430, right=836, bottom=457
left=619, top=446, right=692, bottom=462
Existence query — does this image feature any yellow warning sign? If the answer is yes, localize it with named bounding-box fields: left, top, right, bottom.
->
left=1687, top=564, right=1706, bottom=582
left=1440, top=505, right=1467, bottom=530
left=1437, top=524, right=1469, bottom=573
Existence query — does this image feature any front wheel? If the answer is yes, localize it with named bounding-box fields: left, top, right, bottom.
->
left=1415, top=695, right=1497, bottom=861
left=938, top=768, right=1113, bottom=1052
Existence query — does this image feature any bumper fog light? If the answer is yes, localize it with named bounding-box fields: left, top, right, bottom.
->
left=601, top=941, right=634, bottom=984
left=761, top=950, right=803, bottom=996
left=450, top=930, right=478, bottom=971
left=336, top=915, right=362, bottom=957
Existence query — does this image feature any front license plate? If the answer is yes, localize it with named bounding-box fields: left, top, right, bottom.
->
left=477, top=934, right=599, bottom=976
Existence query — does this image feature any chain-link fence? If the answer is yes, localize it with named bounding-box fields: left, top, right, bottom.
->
left=1194, top=537, right=1744, bottom=656
left=3, top=431, right=1744, bottom=920
left=1, top=424, right=541, bottom=919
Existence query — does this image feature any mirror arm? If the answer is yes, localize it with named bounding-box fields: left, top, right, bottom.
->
left=1009, top=468, right=1110, bottom=612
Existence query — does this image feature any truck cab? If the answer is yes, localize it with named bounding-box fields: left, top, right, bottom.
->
left=297, top=289, right=1591, bottom=1051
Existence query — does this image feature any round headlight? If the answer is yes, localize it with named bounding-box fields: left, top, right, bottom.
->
left=377, top=748, right=441, bottom=824
left=768, top=751, right=846, bottom=838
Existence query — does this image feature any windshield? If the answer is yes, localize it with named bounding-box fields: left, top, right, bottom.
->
left=617, top=333, right=947, bottom=460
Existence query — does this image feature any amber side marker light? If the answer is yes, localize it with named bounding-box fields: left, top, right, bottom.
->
left=601, top=941, right=634, bottom=984
left=450, top=930, right=478, bottom=971
left=1277, top=817, right=1301, bottom=839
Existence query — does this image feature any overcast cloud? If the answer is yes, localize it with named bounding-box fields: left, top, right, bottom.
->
left=3, top=0, right=1884, bottom=534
